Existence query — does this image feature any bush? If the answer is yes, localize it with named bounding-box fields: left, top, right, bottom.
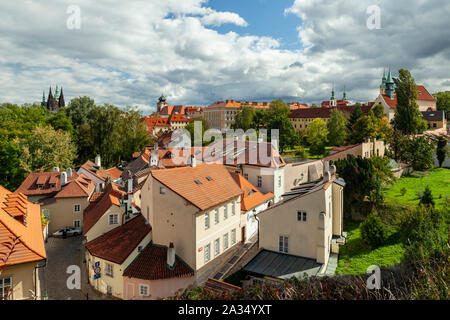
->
left=419, top=185, right=435, bottom=207
left=400, top=187, right=407, bottom=196
left=360, top=212, right=388, bottom=247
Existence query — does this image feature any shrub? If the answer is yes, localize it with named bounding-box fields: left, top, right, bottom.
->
left=419, top=185, right=435, bottom=207
left=360, top=212, right=388, bottom=247
left=400, top=187, right=407, bottom=196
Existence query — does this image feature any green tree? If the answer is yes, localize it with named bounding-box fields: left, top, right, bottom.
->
left=420, top=185, right=435, bottom=207
left=372, top=103, right=385, bottom=119
left=20, top=126, right=77, bottom=173
left=232, top=105, right=256, bottom=131
left=48, top=107, right=75, bottom=134
left=118, top=107, right=151, bottom=162
left=434, top=91, right=450, bottom=119
left=393, top=69, right=428, bottom=134
left=185, top=118, right=210, bottom=146
left=436, top=137, right=448, bottom=167
left=327, top=108, right=347, bottom=146
left=360, top=212, right=387, bottom=247
left=268, top=114, right=298, bottom=153
left=347, top=103, right=363, bottom=130
left=306, top=118, right=328, bottom=156
left=348, top=114, right=377, bottom=144
left=88, top=104, right=123, bottom=167
left=0, top=139, right=25, bottom=190
left=66, top=96, right=95, bottom=132
left=253, top=109, right=268, bottom=129
left=403, top=136, right=435, bottom=170
left=268, top=99, right=290, bottom=118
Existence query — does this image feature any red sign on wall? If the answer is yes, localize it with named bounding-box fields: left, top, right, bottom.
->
left=198, top=247, right=203, bottom=252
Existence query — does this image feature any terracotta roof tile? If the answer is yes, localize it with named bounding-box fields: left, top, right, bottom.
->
left=105, top=167, right=123, bottom=180
left=204, top=278, right=243, bottom=294
left=83, top=182, right=126, bottom=235
left=123, top=243, right=194, bottom=280
left=0, top=185, right=46, bottom=267
left=85, top=214, right=150, bottom=264
left=80, top=160, right=109, bottom=181
left=151, top=163, right=242, bottom=211
left=15, top=171, right=79, bottom=196
left=230, top=172, right=274, bottom=212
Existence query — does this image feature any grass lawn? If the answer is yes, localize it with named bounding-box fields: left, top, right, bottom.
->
left=383, top=168, right=450, bottom=210
left=335, top=220, right=404, bottom=275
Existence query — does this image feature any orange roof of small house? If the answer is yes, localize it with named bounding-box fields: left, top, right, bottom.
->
left=381, top=85, right=436, bottom=109
left=86, top=214, right=150, bottom=265
left=15, top=171, right=94, bottom=199
left=82, top=182, right=126, bottom=235
left=0, top=185, right=46, bottom=268
left=80, top=160, right=109, bottom=181
left=105, top=167, right=123, bottom=180
left=151, top=163, right=242, bottom=211
left=230, top=172, right=274, bottom=211
left=123, top=243, right=194, bottom=281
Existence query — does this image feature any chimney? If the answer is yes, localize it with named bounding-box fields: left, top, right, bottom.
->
left=330, top=164, right=336, bottom=176
left=53, top=167, right=60, bottom=172
left=167, top=243, right=175, bottom=270
left=95, top=155, right=101, bottom=167
left=150, top=150, right=158, bottom=166
left=66, top=168, right=72, bottom=178
left=324, top=161, right=330, bottom=173
left=127, top=178, right=133, bottom=194
left=190, top=154, right=196, bottom=168
left=154, top=142, right=158, bottom=151
left=60, top=172, right=67, bottom=185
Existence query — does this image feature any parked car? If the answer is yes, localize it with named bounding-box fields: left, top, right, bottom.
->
left=53, top=227, right=82, bottom=238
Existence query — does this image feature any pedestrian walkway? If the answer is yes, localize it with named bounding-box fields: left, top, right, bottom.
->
left=324, top=253, right=339, bottom=276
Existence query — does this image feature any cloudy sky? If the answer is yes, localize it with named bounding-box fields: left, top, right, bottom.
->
left=0, top=0, right=449, bottom=114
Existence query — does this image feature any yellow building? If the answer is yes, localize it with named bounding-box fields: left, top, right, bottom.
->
left=140, top=162, right=243, bottom=284
left=0, top=186, right=47, bottom=300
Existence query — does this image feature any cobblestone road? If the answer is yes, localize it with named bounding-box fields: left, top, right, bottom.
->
left=40, top=236, right=111, bottom=300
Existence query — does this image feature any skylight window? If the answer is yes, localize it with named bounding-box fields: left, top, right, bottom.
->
left=206, top=176, right=213, bottom=181
left=194, top=180, right=202, bottom=184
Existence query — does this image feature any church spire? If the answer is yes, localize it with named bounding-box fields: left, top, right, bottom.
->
left=58, top=87, right=65, bottom=108
left=343, top=85, right=347, bottom=100
left=330, top=83, right=335, bottom=100
left=41, top=90, right=46, bottom=107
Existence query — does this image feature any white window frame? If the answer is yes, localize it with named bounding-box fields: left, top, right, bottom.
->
left=74, top=204, right=81, bottom=213
left=106, top=285, right=112, bottom=295
left=105, top=263, right=114, bottom=277
left=279, top=235, right=289, bottom=253
left=257, top=176, right=262, bottom=187
left=204, top=243, right=211, bottom=263
left=160, top=187, right=166, bottom=195
left=204, top=213, right=210, bottom=230
left=214, top=208, right=219, bottom=225
left=214, top=238, right=220, bottom=257
left=74, top=220, right=81, bottom=228
left=223, top=233, right=229, bottom=250
left=223, top=205, right=228, bottom=220
left=108, top=214, right=118, bottom=225
left=139, top=284, right=149, bottom=296
left=0, top=277, right=12, bottom=300
left=231, top=229, right=236, bottom=245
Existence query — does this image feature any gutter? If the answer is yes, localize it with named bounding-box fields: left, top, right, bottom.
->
left=34, top=259, right=47, bottom=300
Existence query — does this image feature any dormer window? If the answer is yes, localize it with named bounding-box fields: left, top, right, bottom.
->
left=37, top=184, right=43, bottom=190
left=49, top=184, right=56, bottom=188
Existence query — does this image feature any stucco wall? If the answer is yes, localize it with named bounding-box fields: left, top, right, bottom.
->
left=86, top=232, right=151, bottom=299
left=43, top=196, right=90, bottom=234
left=84, top=205, right=127, bottom=242
left=123, top=276, right=195, bottom=300
left=0, top=261, right=41, bottom=300
left=284, top=160, right=323, bottom=193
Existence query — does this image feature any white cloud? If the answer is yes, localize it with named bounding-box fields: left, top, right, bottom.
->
left=0, top=0, right=449, bottom=114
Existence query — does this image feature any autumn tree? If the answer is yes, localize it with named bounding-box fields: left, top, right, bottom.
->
left=20, top=126, right=77, bottom=173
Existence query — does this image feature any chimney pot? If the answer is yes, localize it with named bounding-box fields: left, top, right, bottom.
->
left=95, top=155, right=101, bottom=167
left=60, top=172, right=67, bottom=185
left=66, top=168, right=72, bottom=178
left=53, top=167, right=60, bottom=172
left=167, top=243, right=175, bottom=269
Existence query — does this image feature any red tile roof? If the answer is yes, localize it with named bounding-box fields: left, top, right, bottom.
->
left=151, top=163, right=242, bottom=211
left=80, top=160, right=109, bottom=181
left=159, top=105, right=186, bottom=116
left=82, top=182, right=126, bottom=235
left=105, top=167, right=123, bottom=180
left=85, top=214, right=151, bottom=264
left=169, top=113, right=190, bottom=123
left=230, top=172, right=274, bottom=212
left=289, top=105, right=372, bottom=119
left=204, top=278, right=243, bottom=294
left=123, top=244, right=194, bottom=280
left=381, top=85, right=436, bottom=109
left=15, top=171, right=94, bottom=199
left=0, top=186, right=46, bottom=268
